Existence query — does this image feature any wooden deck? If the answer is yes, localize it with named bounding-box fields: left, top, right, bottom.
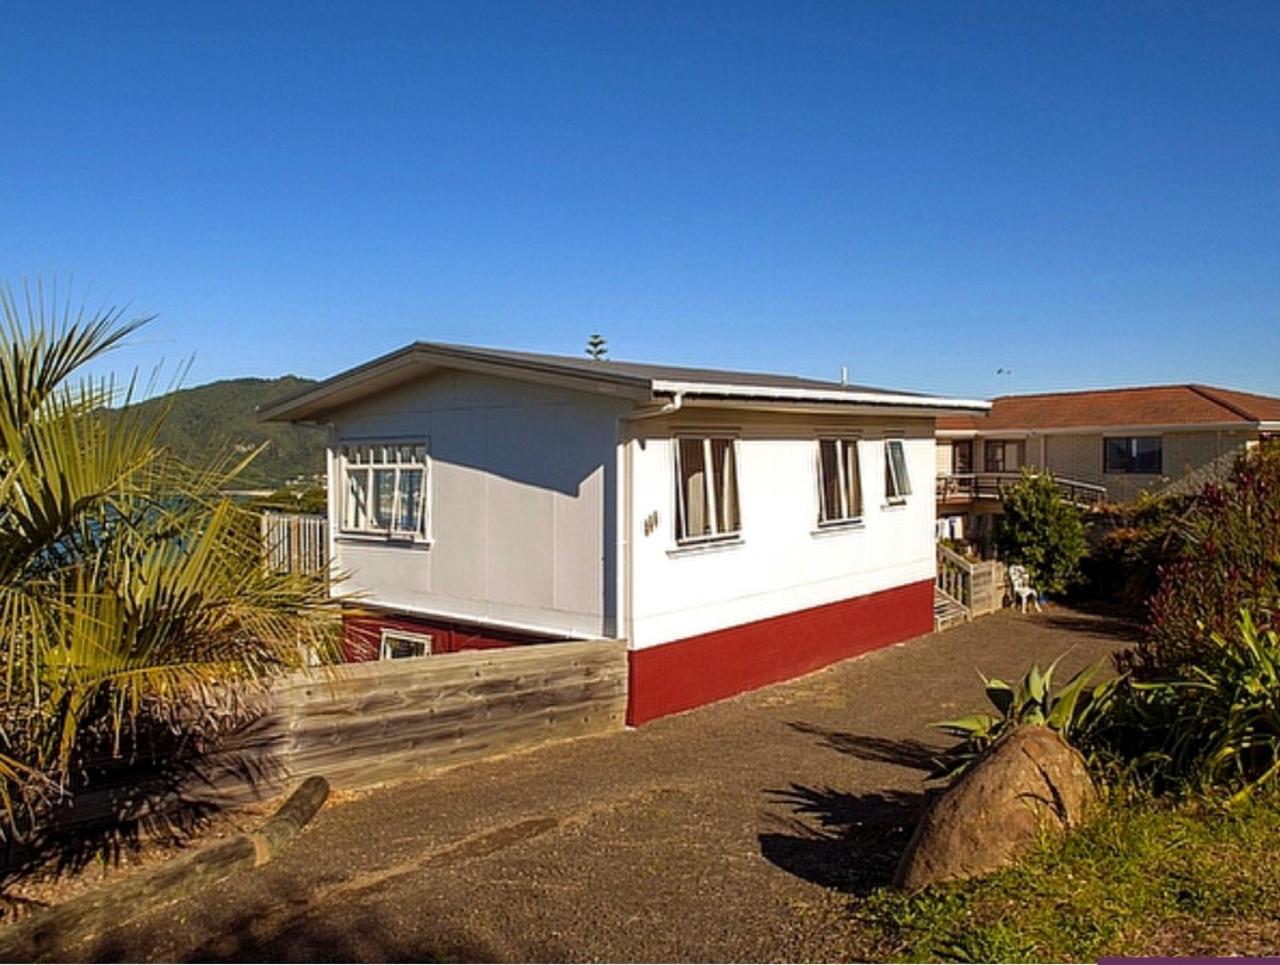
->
left=936, top=471, right=1107, bottom=508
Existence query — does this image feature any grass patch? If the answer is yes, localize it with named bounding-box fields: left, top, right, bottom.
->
left=852, top=791, right=1280, bottom=961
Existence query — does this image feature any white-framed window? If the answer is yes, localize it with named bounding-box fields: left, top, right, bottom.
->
left=379, top=629, right=432, bottom=660
left=674, top=435, right=741, bottom=543
left=884, top=438, right=912, bottom=504
left=340, top=441, right=430, bottom=540
left=816, top=437, right=863, bottom=525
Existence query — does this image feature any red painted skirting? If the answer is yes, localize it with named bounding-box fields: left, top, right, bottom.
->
left=342, top=609, right=553, bottom=661
left=626, top=579, right=935, bottom=725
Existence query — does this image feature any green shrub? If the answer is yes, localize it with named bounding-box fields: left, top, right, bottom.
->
left=1083, top=493, right=1190, bottom=606
left=937, top=612, right=1280, bottom=802
left=995, top=470, right=1087, bottom=595
left=1101, top=612, right=1280, bottom=801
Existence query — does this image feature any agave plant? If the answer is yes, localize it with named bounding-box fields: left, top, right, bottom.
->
left=931, top=656, right=1119, bottom=783
left=0, top=280, right=339, bottom=841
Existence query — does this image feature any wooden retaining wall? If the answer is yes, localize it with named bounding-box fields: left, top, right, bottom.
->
left=209, top=637, right=629, bottom=795
left=29, top=640, right=629, bottom=842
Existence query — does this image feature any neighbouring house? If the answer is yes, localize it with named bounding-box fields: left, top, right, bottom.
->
left=262, top=342, right=988, bottom=724
left=936, top=383, right=1280, bottom=551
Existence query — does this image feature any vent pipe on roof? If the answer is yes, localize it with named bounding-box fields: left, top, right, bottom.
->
left=840, top=366, right=849, bottom=386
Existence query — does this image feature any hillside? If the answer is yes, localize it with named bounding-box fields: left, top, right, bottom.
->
left=133, top=376, right=326, bottom=488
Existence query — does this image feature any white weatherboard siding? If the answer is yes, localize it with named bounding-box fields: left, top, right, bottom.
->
left=623, top=412, right=938, bottom=651
left=325, top=371, right=628, bottom=638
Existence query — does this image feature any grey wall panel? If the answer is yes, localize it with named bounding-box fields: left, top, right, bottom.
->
left=328, top=370, right=626, bottom=637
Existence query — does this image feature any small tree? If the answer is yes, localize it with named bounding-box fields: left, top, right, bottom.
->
left=584, top=333, right=608, bottom=360
left=995, top=470, right=1087, bottom=595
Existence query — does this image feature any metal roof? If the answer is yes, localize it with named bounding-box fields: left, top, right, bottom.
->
left=260, top=341, right=991, bottom=422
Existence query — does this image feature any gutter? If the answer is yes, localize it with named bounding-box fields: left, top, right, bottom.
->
left=649, top=379, right=991, bottom=414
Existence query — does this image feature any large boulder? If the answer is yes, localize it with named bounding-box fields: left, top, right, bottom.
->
left=894, top=725, right=1096, bottom=890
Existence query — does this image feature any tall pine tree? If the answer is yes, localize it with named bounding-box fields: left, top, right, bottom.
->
left=585, top=333, right=608, bottom=360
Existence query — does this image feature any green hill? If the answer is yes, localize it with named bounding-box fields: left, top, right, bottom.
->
left=134, top=376, right=326, bottom=489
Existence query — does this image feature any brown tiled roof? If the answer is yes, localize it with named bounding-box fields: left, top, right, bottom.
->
left=937, top=384, right=1280, bottom=432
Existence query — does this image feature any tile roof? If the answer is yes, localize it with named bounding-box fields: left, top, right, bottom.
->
left=937, top=384, right=1280, bottom=432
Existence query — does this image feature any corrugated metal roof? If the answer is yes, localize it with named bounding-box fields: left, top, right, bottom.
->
left=419, top=342, right=912, bottom=394
left=261, top=341, right=991, bottom=422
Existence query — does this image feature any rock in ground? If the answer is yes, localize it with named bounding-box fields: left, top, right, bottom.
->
left=894, top=725, right=1096, bottom=890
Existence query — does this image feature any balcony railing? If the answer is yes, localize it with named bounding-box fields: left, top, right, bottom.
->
left=936, top=471, right=1107, bottom=508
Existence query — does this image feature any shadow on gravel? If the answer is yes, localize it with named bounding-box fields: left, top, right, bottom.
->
left=0, top=740, right=283, bottom=893
left=82, top=905, right=503, bottom=964
left=1039, top=609, right=1143, bottom=643
left=759, top=784, right=925, bottom=895
left=787, top=722, right=943, bottom=773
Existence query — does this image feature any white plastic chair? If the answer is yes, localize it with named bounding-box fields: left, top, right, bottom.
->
left=1008, top=564, right=1042, bottom=614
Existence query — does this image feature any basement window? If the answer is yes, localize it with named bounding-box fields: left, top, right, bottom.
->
left=674, top=435, right=741, bottom=543
left=884, top=439, right=912, bottom=504
left=379, top=629, right=432, bottom=660
left=340, top=441, right=430, bottom=540
left=816, top=438, right=863, bottom=525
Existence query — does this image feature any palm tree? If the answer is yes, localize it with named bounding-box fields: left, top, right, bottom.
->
left=0, top=281, right=338, bottom=841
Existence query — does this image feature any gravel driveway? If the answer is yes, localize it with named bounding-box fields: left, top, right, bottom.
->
left=69, top=604, right=1131, bottom=963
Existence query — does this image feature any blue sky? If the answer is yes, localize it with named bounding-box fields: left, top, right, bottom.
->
left=3, top=1, right=1277, bottom=399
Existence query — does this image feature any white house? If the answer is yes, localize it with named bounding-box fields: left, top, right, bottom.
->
left=262, top=342, right=989, bottom=724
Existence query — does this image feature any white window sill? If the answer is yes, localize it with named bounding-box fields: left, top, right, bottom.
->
left=337, top=531, right=433, bottom=549
left=811, top=519, right=866, bottom=537
left=881, top=500, right=909, bottom=511
left=667, top=536, right=744, bottom=558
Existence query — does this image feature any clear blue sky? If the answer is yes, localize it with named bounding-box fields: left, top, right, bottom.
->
left=3, top=1, right=1277, bottom=399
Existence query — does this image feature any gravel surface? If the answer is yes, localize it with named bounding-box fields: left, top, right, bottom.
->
left=30, top=604, right=1129, bottom=963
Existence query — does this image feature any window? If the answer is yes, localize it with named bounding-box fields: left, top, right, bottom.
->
left=341, top=441, right=429, bottom=539
left=984, top=439, right=1005, bottom=472
left=1104, top=436, right=1163, bottom=474
left=984, top=440, right=1023, bottom=473
left=884, top=439, right=912, bottom=503
left=952, top=440, right=974, bottom=474
left=379, top=629, right=432, bottom=660
left=816, top=438, right=863, bottom=525
left=674, top=435, right=741, bottom=543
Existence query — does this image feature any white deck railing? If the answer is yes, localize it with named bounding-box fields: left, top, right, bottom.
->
left=261, top=511, right=328, bottom=574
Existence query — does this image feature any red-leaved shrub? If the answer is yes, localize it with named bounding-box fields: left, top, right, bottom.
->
left=1119, top=444, right=1280, bottom=679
